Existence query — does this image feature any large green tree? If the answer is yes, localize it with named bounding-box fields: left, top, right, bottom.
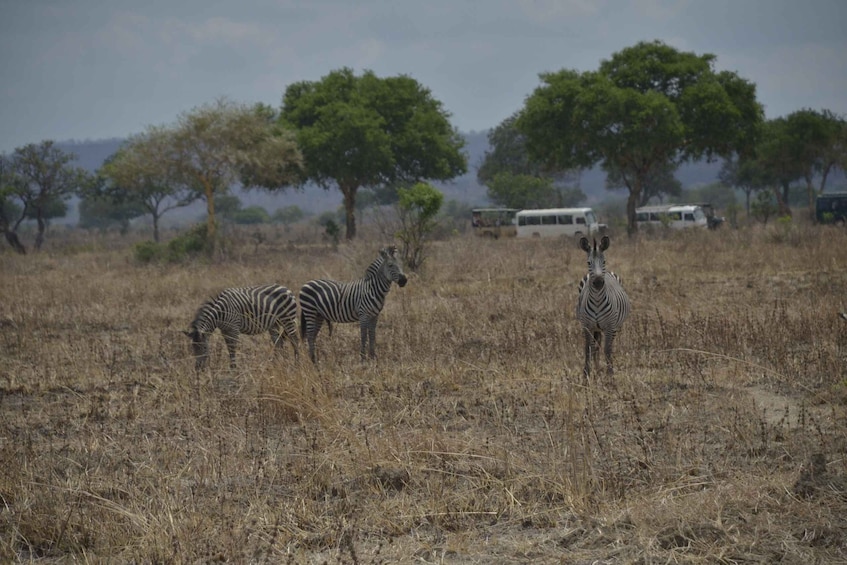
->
left=99, top=127, right=199, bottom=242
left=170, top=98, right=303, bottom=248
left=279, top=68, right=466, bottom=240
left=518, top=40, right=763, bottom=232
left=6, top=140, right=92, bottom=250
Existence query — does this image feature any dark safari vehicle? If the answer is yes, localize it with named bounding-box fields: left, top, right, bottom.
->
left=816, top=192, right=847, bottom=224
left=471, top=208, right=518, bottom=238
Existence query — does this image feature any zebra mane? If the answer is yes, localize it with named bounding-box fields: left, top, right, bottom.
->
left=189, top=296, right=219, bottom=330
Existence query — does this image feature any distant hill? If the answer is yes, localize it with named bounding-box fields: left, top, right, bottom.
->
left=53, top=132, right=732, bottom=225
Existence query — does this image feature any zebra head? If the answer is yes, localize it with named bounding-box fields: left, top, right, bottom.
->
left=183, top=325, right=211, bottom=371
left=380, top=245, right=408, bottom=287
left=579, top=235, right=611, bottom=291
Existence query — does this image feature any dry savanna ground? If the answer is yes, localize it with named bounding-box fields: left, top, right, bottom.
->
left=1, top=223, right=847, bottom=564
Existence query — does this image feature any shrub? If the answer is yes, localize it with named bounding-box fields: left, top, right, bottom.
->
left=133, top=223, right=212, bottom=264
left=133, top=240, right=163, bottom=264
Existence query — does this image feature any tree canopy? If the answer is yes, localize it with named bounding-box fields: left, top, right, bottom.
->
left=279, top=68, right=466, bottom=240
left=170, top=98, right=302, bottom=247
left=98, top=127, right=199, bottom=242
left=517, top=40, right=763, bottom=232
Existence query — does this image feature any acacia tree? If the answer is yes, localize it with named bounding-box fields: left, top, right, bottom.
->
left=720, top=155, right=767, bottom=214
left=774, top=109, right=845, bottom=219
left=98, top=127, right=199, bottom=242
left=279, top=68, right=466, bottom=240
left=170, top=98, right=303, bottom=248
left=518, top=41, right=763, bottom=232
left=7, top=140, right=92, bottom=250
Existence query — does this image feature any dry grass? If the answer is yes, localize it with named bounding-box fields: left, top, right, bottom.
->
left=1, top=223, right=847, bottom=563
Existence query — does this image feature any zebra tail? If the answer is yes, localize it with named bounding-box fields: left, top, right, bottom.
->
left=327, top=321, right=333, bottom=336
left=300, top=308, right=306, bottom=339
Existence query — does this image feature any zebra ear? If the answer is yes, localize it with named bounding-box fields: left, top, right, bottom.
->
left=579, top=237, right=591, bottom=253
left=599, top=235, right=610, bottom=252
left=384, top=245, right=397, bottom=257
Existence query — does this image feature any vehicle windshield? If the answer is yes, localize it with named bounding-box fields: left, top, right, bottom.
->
left=585, top=211, right=597, bottom=224
left=693, top=208, right=706, bottom=221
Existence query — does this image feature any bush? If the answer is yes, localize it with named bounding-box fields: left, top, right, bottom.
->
left=132, top=223, right=212, bottom=264
left=133, top=240, right=163, bottom=264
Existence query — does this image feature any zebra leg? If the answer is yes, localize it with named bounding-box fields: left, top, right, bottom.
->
left=583, top=328, right=593, bottom=378
left=305, top=317, right=323, bottom=364
left=283, top=319, right=299, bottom=358
left=593, top=331, right=602, bottom=374
left=359, top=320, right=369, bottom=361
left=604, top=330, right=616, bottom=377
left=367, top=318, right=378, bottom=360
left=269, top=327, right=287, bottom=358
left=223, top=332, right=239, bottom=369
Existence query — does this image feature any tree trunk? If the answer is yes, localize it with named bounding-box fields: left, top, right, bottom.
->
left=3, top=230, right=26, bottom=254
left=805, top=173, right=816, bottom=222
left=205, top=184, right=216, bottom=239
left=0, top=211, right=25, bottom=254
left=34, top=211, right=46, bottom=251
left=341, top=184, right=358, bottom=240
left=626, top=178, right=643, bottom=235
left=773, top=185, right=792, bottom=217
left=152, top=211, right=161, bottom=243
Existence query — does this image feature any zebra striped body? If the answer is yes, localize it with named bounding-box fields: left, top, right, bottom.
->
left=576, top=236, right=630, bottom=378
left=184, top=284, right=299, bottom=371
left=299, top=246, right=407, bottom=363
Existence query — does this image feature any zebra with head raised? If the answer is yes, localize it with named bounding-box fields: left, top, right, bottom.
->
left=299, top=245, right=408, bottom=363
left=576, top=235, right=631, bottom=379
left=184, top=284, right=299, bottom=371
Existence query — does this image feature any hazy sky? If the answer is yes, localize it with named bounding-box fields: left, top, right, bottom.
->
left=1, top=0, right=846, bottom=154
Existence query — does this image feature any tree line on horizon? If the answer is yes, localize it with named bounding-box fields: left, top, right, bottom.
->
left=2, top=40, right=846, bottom=254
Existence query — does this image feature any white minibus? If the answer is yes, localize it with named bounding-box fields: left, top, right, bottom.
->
left=635, top=205, right=708, bottom=230
left=515, top=208, right=606, bottom=238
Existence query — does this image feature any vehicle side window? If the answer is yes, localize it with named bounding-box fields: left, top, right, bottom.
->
left=558, top=215, right=573, bottom=225
left=684, top=213, right=694, bottom=221
left=575, top=217, right=585, bottom=224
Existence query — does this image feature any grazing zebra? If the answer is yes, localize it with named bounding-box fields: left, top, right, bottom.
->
left=184, top=284, right=299, bottom=371
left=576, top=236, right=631, bottom=378
left=299, top=245, right=408, bottom=363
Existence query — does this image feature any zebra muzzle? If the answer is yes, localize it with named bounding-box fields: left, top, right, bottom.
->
left=591, top=276, right=605, bottom=291
left=397, top=275, right=408, bottom=287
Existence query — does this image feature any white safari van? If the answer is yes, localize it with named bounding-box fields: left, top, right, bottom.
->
left=515, top=208, right=606, bottom=238
left=635, top=205, right=708, bottom=230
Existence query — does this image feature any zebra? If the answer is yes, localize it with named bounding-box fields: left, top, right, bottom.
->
left=183, top=284, right=299, bottom=371
left=576, top=235, right=631, bottom=378
left=299, top=245, right=408, bottom=363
